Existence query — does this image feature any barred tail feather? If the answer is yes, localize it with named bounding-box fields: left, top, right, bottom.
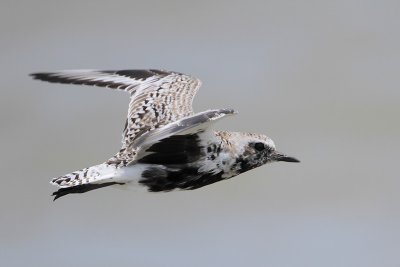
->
left=51, top=164, right=115, bottom=187
left=50, top=163, right=123, bottom=200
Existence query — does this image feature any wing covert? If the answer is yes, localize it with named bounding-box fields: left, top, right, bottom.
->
left=107, top=109, right=236, bottom=167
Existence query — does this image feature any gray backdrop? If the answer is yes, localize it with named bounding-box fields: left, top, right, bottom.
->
left=1, top=1, right=399, bottom=266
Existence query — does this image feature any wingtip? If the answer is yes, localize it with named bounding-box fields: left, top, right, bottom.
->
left=51, top=187, right=69, bottom=201
left=29, top=72, right=39, bottom=78
left=51, top=190, right=60, bottom=201
left=52, top=194, right=59, bottom=202
left=30, top=72, right=51, bottom=81
left=222, top=108, right=238, bottom=115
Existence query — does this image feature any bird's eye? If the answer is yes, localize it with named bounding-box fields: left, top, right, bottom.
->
left=254, top=142, right=265, bottom=151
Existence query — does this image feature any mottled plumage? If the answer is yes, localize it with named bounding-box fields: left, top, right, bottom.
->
left=31, top=69, right=299, bottom=200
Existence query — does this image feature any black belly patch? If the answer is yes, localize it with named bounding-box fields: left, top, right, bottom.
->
left=140, top=167, right=224, bottom=192
left=137, top=133, right=226, bottom=192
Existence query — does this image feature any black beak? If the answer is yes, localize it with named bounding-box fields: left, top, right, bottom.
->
left=271, top=152, right=300, bottom=163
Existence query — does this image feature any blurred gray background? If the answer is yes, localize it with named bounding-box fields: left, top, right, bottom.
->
left=1, top=0, right=399, bottom=266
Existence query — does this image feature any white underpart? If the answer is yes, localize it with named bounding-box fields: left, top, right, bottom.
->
left=86, top=163, right=156, bottom=191
left=113, top=164, right=149, bottom=190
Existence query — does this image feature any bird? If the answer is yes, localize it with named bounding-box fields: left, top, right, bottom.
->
left=31, top=69, right=299, bottom=200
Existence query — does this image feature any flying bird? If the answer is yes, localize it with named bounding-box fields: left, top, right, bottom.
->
left=31, top=69, right=299, bottom=200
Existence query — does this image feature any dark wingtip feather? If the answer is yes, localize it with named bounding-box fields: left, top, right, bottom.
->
left=52, top=187, right=72, bottom=201
left=51, top=182, right=125, bottom=201
left=30, top=72, right=56, bottom=82
left=30, top=71, right=97, bottom=86
left=52, top=191, right=62, bottom=201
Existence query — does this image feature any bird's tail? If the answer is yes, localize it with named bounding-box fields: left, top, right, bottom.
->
left=50, top=163, right=123, bottom=200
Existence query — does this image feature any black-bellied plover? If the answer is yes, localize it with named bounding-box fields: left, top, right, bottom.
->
left=31, top=69, right=299, bottom=200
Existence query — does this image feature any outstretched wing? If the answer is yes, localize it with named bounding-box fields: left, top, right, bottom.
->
left=31, top=69, right=202, bottom=149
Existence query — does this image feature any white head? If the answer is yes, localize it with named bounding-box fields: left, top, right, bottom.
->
left=225, top=132, right=300, bottom=173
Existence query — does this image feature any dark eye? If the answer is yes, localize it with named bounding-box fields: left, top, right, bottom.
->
left=254, top=142, right=265, bottom=151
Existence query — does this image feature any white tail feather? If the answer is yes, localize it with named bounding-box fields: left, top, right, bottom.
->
left=50, top=163, right=117, bottom=188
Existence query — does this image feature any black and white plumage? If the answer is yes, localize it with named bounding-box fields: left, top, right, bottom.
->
left=31, top=69, right=299, bottom=200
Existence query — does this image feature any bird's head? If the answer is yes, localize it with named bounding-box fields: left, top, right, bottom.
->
left=232, top=132, right=300, bottom=172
